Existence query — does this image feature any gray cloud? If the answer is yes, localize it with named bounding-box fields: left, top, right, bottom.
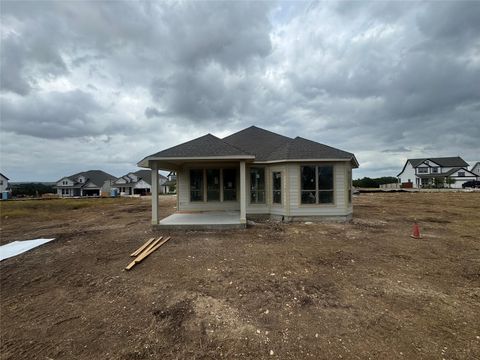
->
left=0, top=0, right=479, bottom=181
left=1, top=90, right=105, bottom=138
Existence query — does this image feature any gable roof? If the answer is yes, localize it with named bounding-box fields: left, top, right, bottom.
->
left=408, top=157, right=468, bottom=168
left=0, top=173, right=9, bottom=180
left=57, top=170, right=116, bottom=188
left=138, top=126, right=358, bottom=168
left=471, top=162, right=480, bottom=170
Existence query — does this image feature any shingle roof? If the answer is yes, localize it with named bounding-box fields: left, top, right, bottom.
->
left=222, top=126, right=291, bottom=161
left=139, top=126, right=358, bottom=167
left=266, top=136, right=355, bottom=162
left=132, top=170, right=167, bottom=185
left=409, top=157, right=468, bottom=167
left=60, top=170, right=116, bottom=188
left=144, top=134, right=252, bottom=159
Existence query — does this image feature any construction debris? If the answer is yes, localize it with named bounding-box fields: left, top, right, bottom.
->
left=125, top=236, right=171, bottom=271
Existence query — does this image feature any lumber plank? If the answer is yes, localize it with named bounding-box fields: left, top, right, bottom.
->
left=137, top=237, right=162, bottom=257
left=125, top=236, right=171, bottom=271
left=124, top=237, right=162, bottom=271
left=130, top=237, right=155, bottom=257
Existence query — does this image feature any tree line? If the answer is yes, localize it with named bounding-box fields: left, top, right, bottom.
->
left=352, top=177, right=398, bottom=188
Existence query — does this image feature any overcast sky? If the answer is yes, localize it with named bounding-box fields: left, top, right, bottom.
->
left=1, top=1, right=479, bottom=181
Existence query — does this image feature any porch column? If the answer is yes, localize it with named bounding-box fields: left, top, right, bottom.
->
left=240, top=160, right=246, bottom=224
left=151, top=162, right=159, bottom=225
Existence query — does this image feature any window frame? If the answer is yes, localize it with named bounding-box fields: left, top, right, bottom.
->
left=222, top=168, right=237, bottom=202
left=417, top=167, right=429, bottom=174
left=299, top=164, right=335, bottom=206
left=272, top=171, right=282, bottom=205
left=189, top=167, right=239, bottom=203
left=189, top=169, right=204, bottom=202
left=249, top=167, right=266, bottom=204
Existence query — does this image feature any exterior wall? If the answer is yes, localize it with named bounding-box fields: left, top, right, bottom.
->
left=175, top=161, right=352, bottom=219
left=472, top=163, right=480, bottom=176
left=398, top=162, right=417, bottom=187
left=0, top=175, right=9, bottom=192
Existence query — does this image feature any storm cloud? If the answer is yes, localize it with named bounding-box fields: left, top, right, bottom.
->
left=0, top=0, right=479, bottom=181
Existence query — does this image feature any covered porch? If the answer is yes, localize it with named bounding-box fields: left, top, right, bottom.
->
left=147, top=159, right=249, bottom=230
left=157, top=211, right=244, bottom=230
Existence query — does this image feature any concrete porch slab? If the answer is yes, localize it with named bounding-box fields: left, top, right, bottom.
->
left=154, top=211, right=246, bottom=230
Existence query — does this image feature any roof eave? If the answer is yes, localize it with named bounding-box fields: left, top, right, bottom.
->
left=137, top=155, right=256, bottom=169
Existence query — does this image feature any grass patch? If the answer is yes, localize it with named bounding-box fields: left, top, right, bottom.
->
left=0, top=198, right=136, bottom=220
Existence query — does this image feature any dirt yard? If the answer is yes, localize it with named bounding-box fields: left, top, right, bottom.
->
left=1, top=193, right=479, bottom=359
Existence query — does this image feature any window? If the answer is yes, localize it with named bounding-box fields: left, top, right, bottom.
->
left=223, top=168, right=236, bottom=201
left=458, top=172, right=465, bottom=177
left=318, top=166, right=334, bottom=203
left=0, top=180, right=3, bottom=185
left=250, top=167, right=265, bottom=203
left=431, top=167, right=438, bottom=173
left=301, top=166, right=316, bottom=204
left=272, top=172, right=282, bottom=204
left=206, top=169, right=220, bottom=201
left=418, top=168, right=428, bottom=174
left=300, top=165, right=334, bottom=204
left=190, top=169, right=204, bottom=201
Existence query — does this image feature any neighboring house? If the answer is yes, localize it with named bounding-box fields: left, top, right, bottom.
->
left=138, top=126, right=358, bottom=228
left=0, top=173, right=10, bottom=192
left=55, top=170, right=116, bottom=197
left=113, top=170, right=168, bottom=195
left=397, top=157, right=478, bottom=188
left=162, top=171, right=177, bottom=194
left=471, top=162, right=480, bottom=176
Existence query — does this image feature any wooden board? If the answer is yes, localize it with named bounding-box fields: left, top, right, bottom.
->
left=130, top=237, right=155, bottom=257
left=125, top=236, right=171, bottom=271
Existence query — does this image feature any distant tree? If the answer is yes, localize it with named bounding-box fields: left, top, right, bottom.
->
left=11, top=183, right=55, bottom=197
left=433, top=177, right=444, bottom=188
left=445, top=177, right=455, bottom=188
left=353, top=177, right=399, bottom=188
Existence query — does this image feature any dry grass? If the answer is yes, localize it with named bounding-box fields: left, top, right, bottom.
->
left=0, top=197, right=138, bottom=220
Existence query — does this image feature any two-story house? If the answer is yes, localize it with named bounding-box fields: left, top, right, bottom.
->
left=113, top=170, right=168, bottom=195
left=397, top=157, right=478, bottom=188
left=55, top=170, right=117, bottom=197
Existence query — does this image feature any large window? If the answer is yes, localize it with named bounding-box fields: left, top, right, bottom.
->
left=206, top=169, right=220, bottom=201
left=190, top=169, right=203, bottom=201
left=250, top=167, right=265, bottom=203
left=223, top=168, right=237, bottom=201
left=300, top=165, right=334, bottom=204
left=272, top=172, right=282, bottom=204
left=418, top=167, right=428, bottom=174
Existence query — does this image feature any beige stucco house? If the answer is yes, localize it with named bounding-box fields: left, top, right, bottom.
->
left=138, top=126, right=358, bottom=229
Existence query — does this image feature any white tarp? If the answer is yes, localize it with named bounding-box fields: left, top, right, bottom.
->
left=0, top=238, right=55, bottom=261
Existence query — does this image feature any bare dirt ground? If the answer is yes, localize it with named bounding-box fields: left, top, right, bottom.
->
left=1, top=193, right=479, bottom=359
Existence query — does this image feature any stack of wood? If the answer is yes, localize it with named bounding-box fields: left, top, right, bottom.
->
left=125, top=236, right=171, bottom=270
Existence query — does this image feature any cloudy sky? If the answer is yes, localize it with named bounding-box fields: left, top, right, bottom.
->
left=1, top=0, right=479, bottom=181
